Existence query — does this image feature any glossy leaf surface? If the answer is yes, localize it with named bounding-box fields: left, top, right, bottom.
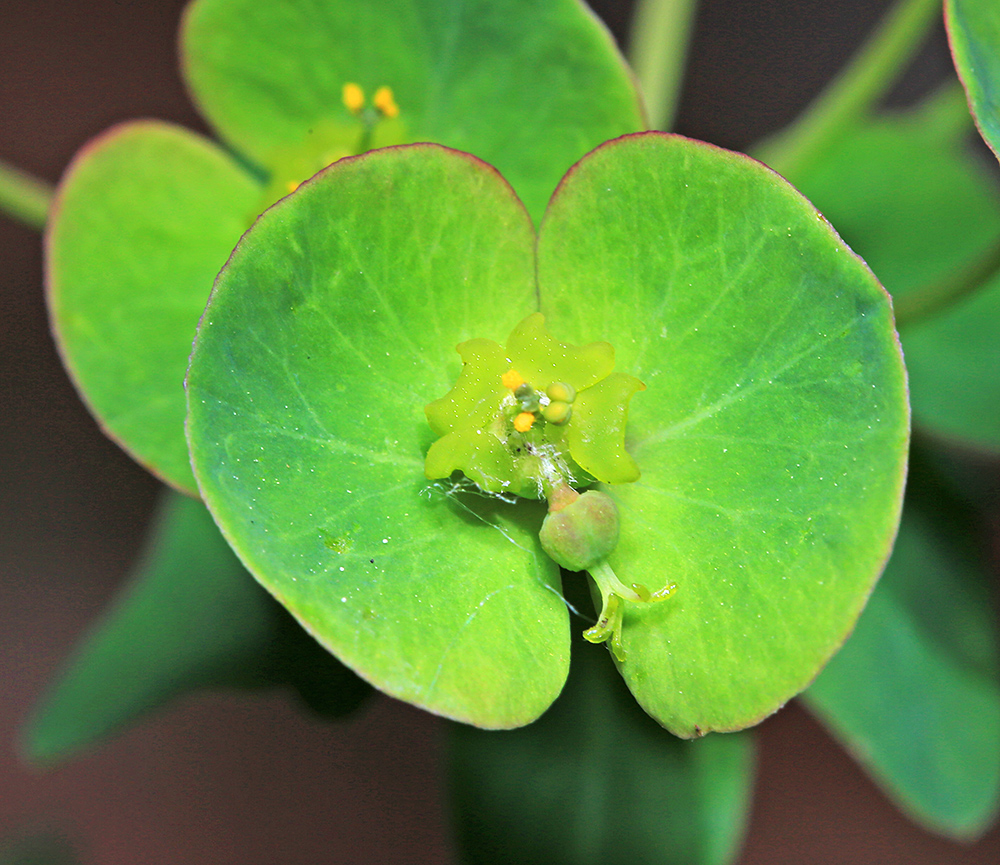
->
left=947, top=0, right=1000, bottom=160
left=189, top=137, right=908, bottom=733
left=448, top=629, right=754, bottom=865
left=538, top=134, right=909, bottom=736
left=182, top=0, right=645, bottom=222
left=805, top=493, right=1000, bottom=839
left=46, top=121, right=262, bottom=493
left=187, top=145, right=568, bottom=728
left=791, top=107, right=1000, bottom=453
left=24, top=491, right=369, bottom=764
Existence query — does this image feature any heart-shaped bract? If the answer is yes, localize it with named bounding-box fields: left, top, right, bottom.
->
left=186, top=134, right=908, bottom=734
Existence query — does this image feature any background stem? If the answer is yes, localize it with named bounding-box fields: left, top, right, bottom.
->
left=755, top=0, right=942, bottom=176
left=910, top=78, right=976, bottom=144
left=895, top=236, right=1000, bottom=328
left=627, top=0, right=699, bottom=131
left=0, top=159, right=53, bottom=230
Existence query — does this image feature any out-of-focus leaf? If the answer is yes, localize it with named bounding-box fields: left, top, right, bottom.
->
left=947, top=0, right=1000, bottom=160
left=791, top=102, right=1000, bottom=453
left=920, top=438, right=1000, bottom=510
left=804, top=478, right=1000, bottom=839
left=902, top=277, right=1000, bottom=453
left=23, top=490, right=370, bottom=764
left=448, top=621, right=754, bottom=865
left=46, top=121, right=262, bottom=494
left=182, top=0, right=645, bottom=222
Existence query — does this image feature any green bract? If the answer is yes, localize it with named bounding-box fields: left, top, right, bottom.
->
left=186, top=134, right=909, bottom=736
left=424, top=312, right=644, bottom=497
left=46, top=0, right=644, bottom=494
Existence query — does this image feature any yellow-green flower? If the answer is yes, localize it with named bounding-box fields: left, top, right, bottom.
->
left=424, top=313, right=645, bottom=499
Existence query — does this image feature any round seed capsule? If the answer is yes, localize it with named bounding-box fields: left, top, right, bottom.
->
left=539, top=490, right=619, bottom=571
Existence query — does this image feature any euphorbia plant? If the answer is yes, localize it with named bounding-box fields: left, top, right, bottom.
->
left=183, top=132, right=908, bottom=737
left=2, top=0, right=1000, bottom=861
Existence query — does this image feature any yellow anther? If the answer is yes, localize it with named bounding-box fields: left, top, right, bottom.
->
left=502, top=369, right=525, bottom=390
left=373, top=86, right=399, bottom=118
left=286, top=180, right=301, bottom=193
left=513, top=411, right=535, bottom=432
left=342, top=82, right=365, bottom=114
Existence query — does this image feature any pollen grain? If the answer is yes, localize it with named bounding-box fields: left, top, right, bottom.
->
left=342, top=82, right=365, bottom=114
left=373, top=86, right=399, bottom=118
left=513, top=412, right=535, bottom=432
left=502, top=369, right=525, bottom=390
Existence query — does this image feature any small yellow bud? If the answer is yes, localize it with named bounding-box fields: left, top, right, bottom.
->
left=286, top=180, right=301, bottom=193
left=502, top=369, right=525, bottom=390
left=342, top=82, right=365, bottom=114
left=373, top=86, right=399, bottom=118
left=546, top=381, right=576, bottom=403
left=513, top=412, right=535, bottom=432
left=542, top=400, right=572, bottom=425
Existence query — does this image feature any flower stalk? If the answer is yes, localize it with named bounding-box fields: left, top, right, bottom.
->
left=0, top=158, right=53, bottom=230
left=756, top=0, right=942, bottom=177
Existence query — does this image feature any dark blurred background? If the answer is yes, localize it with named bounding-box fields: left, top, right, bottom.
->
left=1, top=1, right=998, bottom=862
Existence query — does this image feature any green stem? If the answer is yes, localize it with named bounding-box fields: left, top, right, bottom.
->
left=357, top=119, right=374, bottom=155
left=909, top=78, right=976, bottom=145
left=627, top=0, right=699, bottom=131
left=581, top=559, right=676, bottom=661
left=895, top=235, right=1000, bottom=328
left=0, top=158, right=53, bottom=230
left=755, top=0, right=942, bottom=177
left=589, top=559, right=645, bottom=604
